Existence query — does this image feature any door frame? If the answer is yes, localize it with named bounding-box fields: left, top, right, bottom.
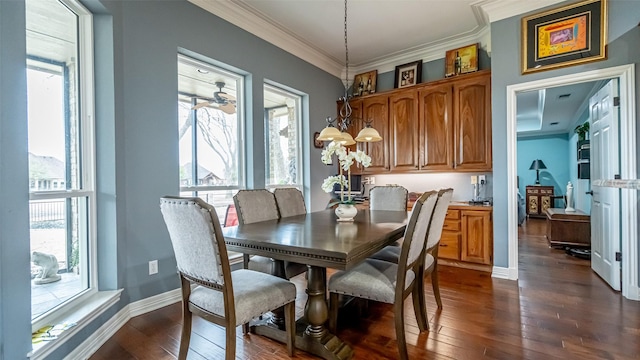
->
left=505, top=64, right=638, bottom=300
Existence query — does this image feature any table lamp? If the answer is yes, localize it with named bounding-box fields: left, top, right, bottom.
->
left=529, top=159, right=547, bottom=185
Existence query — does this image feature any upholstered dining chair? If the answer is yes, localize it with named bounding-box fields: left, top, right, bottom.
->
left=233, top=189, right=307, bottom=279
left=369, top=185, right=409, bottom=211
left=369, top=188, right=453, bottom=310
left=274, top=187, right=307, bottom=217
left=327, top=191, right=438, bottom=360
left=159, top=196, right=296, bottom=360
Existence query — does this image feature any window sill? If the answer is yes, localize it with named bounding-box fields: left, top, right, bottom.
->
left=28, top=289, right=123, bottom=360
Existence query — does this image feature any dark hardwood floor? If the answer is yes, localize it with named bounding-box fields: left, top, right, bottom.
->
left=90, top=218, right=640, bottom=359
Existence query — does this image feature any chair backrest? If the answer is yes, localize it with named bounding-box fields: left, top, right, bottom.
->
left=425, top=188, right=454, bottom=252
left=397, top=191, right=438, bottom=289
left=160, top=196, right=230, bottom=285
left=233, top=189, right=280, bottom=224
left=369, top=185, right=408, bottom=211
left=274, top=188, right=306, bottom=217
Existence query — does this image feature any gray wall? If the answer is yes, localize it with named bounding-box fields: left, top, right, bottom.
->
left=0, top=0, right=344, bottom=358
left=491, top=0, right=640, bottom=269
left=0, top=1, right=33, bottom=359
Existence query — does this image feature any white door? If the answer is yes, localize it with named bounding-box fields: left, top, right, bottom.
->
left=590, top=79, right=621, bottom=291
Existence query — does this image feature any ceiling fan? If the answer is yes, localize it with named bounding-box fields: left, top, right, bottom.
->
left=191, top=81, right=237, bottom=114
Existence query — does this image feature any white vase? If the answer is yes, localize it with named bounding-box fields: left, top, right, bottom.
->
left=335, top=203, right=358, bottom=222
left=565, top=181, right=575, bottom=212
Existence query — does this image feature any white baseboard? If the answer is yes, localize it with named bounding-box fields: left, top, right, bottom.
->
left=491, top=266, right=518, bottom=280
left=64, top=289, right=182, bottom=360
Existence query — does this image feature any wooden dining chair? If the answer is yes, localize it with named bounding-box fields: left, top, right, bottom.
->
left=369, top=185, right=408, bottom=211
left=159, top=196, right=296, bottom=360
left=274, top=187, right=307, bottom=217
left=369, top=188, right=453, bottom=309
left=328, top=191, right=438, bottom=360
left=233, top=189, right=307, bottom=279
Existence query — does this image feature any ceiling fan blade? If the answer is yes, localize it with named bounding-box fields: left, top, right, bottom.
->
left=218, top=103, right=236, bottom=114
left=218, top=93, right=236, bottom=102
left=191, top=101, right=212, bottom=110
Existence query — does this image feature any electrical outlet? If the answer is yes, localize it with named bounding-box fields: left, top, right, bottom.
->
left=479, top=175, right=486, bottom=184
left=369, top=176, right=375, bottom=185
left=149, top=260, right=158, bottom=275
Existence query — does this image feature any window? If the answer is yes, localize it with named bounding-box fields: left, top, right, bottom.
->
left=26, top=0, right=96, bottom=327
left=264, top=83, right=303, bottom=190
left=177, top=54, right=244, bottom=226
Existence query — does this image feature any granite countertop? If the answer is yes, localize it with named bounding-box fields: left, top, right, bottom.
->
left=592, top=179, right=640, bottom=189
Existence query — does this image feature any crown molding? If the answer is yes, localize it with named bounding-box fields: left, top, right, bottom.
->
left=473, top=0, right=566, bottom=23
left=189, top=0, right=565, bottom=79
left=188, top=0, right=344, bottom=77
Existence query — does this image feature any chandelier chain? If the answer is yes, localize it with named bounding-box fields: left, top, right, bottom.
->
left=344, top=0, right=349, bottom=90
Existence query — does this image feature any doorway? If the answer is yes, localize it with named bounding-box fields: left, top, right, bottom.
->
left=505, top=64, right=639, bottom=300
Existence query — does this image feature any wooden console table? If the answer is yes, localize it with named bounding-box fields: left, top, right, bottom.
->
left=545, top=208, right=591, bottom=248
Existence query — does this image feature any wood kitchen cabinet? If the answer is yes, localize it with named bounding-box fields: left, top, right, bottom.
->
left=361, top=96, right=390, bottom=173
left=439, top=204, right=493, bottom=271
left=335, top=70, right=491, bottom=174
left=453, top=73, right=492, bottom=170
left=389, top=90, right=419, bottom=171
left=419, top=83, right=454, bottom=170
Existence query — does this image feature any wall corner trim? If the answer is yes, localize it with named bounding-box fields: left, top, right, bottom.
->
left=491, top=266, right=517, bottom=280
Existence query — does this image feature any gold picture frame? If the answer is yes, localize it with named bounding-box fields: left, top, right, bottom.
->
left=445, top=43, right=478, bottom=77
left=522, top=0, right=607, bottom=74
left=352, top=70, right=377, bottom=96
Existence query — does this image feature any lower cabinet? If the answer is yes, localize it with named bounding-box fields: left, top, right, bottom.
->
left=439, top=205, right=493, bottom=270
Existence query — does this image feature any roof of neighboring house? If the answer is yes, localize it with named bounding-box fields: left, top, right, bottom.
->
left=180, top=162, right=220, bottom=181
left=29, top=152, right=64, bottom=179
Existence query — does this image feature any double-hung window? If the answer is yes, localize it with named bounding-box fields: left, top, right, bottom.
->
left=26, top=0, right=96, bottom=327
left=177, top=54, right=244, bottom=230
left=264, top=83, right=303, bottom=190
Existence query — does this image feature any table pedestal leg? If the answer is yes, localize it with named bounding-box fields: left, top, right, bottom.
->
left=251, top=265, right=353, bottom=360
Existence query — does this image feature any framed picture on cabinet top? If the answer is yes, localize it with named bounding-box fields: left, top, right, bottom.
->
left=394, top=60, right=422, bottom=89
left=521, top=0, right=607, bottom=74
left=445, top=43, right=478, bottom=77
left=352, top=70, right=377, bottom=96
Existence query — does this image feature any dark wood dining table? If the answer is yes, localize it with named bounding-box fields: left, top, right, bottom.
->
left=222, top=208, right=409, bottom=360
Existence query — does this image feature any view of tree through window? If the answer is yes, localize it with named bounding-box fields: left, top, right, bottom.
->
left=26, top=0, right=94, bottom=322
left=177, top=55, right=244, bottom=226
left=264, top=83, right=303, bottom=189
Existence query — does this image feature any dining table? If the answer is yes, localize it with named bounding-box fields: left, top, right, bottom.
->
left=222, top=208, right=409, bottom=360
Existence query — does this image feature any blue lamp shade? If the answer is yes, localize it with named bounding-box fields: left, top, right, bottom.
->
left=529, top=159, right=547, bottom=184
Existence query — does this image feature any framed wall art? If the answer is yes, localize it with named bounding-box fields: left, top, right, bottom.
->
left=313, top=132, right=324, bottom=149
left=522, top=0, right=607, bottom=74
left=445, top=43, right=479, bottom=77
left=352, top=70, right=377, bottom=96
left=394, top=60, right=422, bottom=89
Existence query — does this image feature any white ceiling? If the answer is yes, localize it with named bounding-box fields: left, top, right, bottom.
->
left=189, top=0, right=594, bottom=132
left=189, top=0, right=566, bottom=78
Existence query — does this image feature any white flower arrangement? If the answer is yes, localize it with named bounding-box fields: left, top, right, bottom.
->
left=320, top=141, right=372, bottom=204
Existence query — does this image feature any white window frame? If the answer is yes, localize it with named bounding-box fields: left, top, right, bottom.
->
left=177, top=54, right=246, bottom=195
left=28, top=0, right=98, bottom=333
left=264, top=82, right=303, bottom=191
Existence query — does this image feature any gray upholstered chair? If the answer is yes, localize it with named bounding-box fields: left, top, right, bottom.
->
left=274, top=187, right=306, bottom=217
left=233, top=189, right=307, bottom=279
left=328, top=191, right=438, bottom=360
left=369, top=185, right=409, bottom=211
left=159, top=196, right=296, bottom=360
left=369, top=188, right=453, bottom=309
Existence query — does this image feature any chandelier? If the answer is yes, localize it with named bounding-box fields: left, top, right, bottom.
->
left=316, top=0, right=382, bottom=145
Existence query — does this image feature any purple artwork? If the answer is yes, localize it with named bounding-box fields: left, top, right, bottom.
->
left=550, top=28, right=574, bottom=45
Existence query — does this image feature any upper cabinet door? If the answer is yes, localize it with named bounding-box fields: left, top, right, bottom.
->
left=389, top=90, right=419, bottom=172
left=453, top=74, right=492, bottom=170
left=419, top=83, right=454, bottom=170
left=362, top=96, right=390, bottom=173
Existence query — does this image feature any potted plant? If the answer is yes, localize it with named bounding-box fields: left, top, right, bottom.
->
left=575, top=122, right=590, bottom=141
